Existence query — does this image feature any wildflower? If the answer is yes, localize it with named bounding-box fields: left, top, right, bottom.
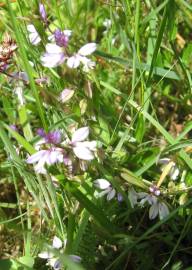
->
left=39, top=3, right=47, bottom=23
left=138, top=191, right=169, bottom=220
left=54, top=29, right=71, bottom=47
left=94, top=179, right=116, bottom=200
left=59, top=88, right=74, bottom=103
left=27, top=24, right=41, bottom=45
left=37, top=129, right=62, bottom=144
left=39, top=236, right=81, bottom=269
left=26, top=148, right=64, bottom=174
left=159, top=158, right=179, bottom=180
left=70, top=127, right=97, bottom=160
left=67, top=43, right=97, bottom=72
left=41, top=43, right=65, bottom=67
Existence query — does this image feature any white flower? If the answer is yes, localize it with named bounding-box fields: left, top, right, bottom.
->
left=41, top=44, right=65, bottom=68
left=94, top=179, right=116, bottom=201
left=27, top=24, right=41, bottom=45
left=38, top=236, right=81, bottom=269
left=71, top=127, right=97, bottom=160
left=159, top=158, right=179, bottom=180
left=26, top=148, right=63, bottom=174
left=67, top=43, right=97, bottom=72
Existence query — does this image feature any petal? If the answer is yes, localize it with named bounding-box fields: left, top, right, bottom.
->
left=78, top=43, right=97, bottom=56
left=158, top=158, right=170, bottom=165
left=73, top=146, right=94, bottom=160
left=79, top=141, right=97, bottom=151
left=38, top=251, right=53, bottom=259
left=46, top=43, right=63, bottom=54
left=27, top=24, right=36, bottom=33
left=34, top=163, right=47, bottom=174
left=107, top=188, right=116, bottom=201
left=59, top=89, right=75, bottom=103
left=52, top=236, right=63, bottom=249
left=149, top=204, right=159, bottom=220
left=47, top=150, right=58, bottom=165
left=67, top=55, right=80, bottom=68
left=26, top=150, right=46, bottom=164
left=29, top=34, right=41, bottom=45
left=94, top=179, right=111, bottom=189
left=69, top=255, right=82, bottom=263
left=128, top=187, right=138, bottom=208
left=169, top=167, right=179, bottom=180
left=41, top=52, right=65, bottom=68
left=63, top=30, right=72, bottom=37
left=159, top=202, right=169, bottom=220
left=72, top=127, right=89, bottom=142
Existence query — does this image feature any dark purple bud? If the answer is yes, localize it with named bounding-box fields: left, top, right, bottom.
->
left=39, top=3, right=47, bottom=22
left=37, top=128, right=46, bottom=137
left=54, top=29, right=69, bottom=47
left=45, top=130, right=62, bottom=144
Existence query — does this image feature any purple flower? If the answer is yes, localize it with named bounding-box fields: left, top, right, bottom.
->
left=37, top=129, right=62, bottom=144
left=54, top=29, right=69, bottom=48
left=45, top=131, right=62, bottom=144
left=39, top=3, right=47, bottom=22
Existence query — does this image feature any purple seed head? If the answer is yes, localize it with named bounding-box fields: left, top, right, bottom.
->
left=54, top=29, right=69, bottom=47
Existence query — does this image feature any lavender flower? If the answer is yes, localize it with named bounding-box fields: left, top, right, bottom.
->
left=38, top=236, right=81, bottom=270
left=27, top=24, right=41, bottom=45
left=41, top=44, right=65, bottom=68
left=67, top=43, right=97, bottom=72
left=70, top=127, right=97, bottom=160
left=39, top=3, right=47, bottom=22
left=94, top=179, right=116, bottom=201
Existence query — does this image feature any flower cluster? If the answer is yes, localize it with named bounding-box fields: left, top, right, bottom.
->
left=128, top=185, right=169, bottom=220
left=39, top=236, right=81, bottom=270
left=94, top=178, right=123, bottom=201
left=26, top=127, right=97, bottom=174
left=27, top=4, right=97, bottom=72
